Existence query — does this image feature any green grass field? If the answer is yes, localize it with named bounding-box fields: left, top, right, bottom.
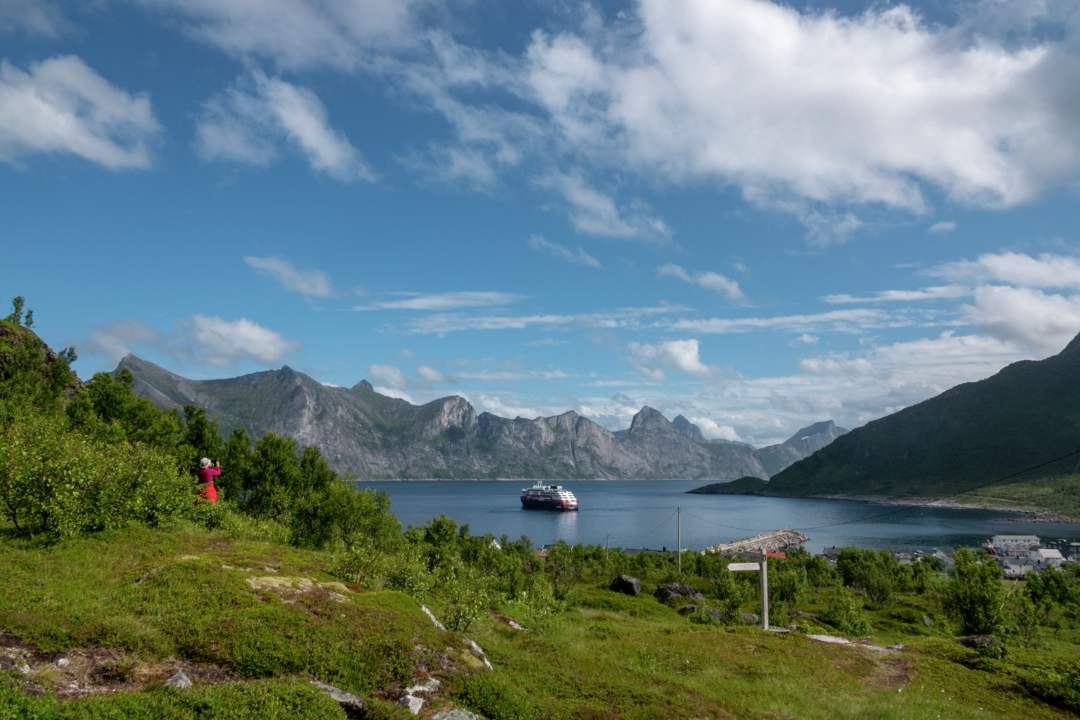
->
left=954, top=474, right=1080, bottom=521
left=3, top=523, right=1079, bottom=719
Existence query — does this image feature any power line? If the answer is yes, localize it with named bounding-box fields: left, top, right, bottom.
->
left=612, top=509, right=678, bottom=545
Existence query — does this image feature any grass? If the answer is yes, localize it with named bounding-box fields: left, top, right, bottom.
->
left=2, top=523, right=1079, bottom=719
left=954, top=474, right=1080, bottom=520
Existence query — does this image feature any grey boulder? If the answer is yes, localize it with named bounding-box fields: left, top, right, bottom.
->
left=609, top=575, right=641, bottom=596
left=654, top=583, right=704, bottom=604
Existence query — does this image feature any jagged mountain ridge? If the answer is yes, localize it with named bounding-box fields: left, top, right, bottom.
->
left=767, top=331, right=1080, bottom=496
left=119, top=355, right=787, bottom=480
left=669, top=415, right=847, bottom=476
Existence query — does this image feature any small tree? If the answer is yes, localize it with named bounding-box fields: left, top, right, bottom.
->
left=944, top=548, right=1007, bottom=635
left=4, top=296, right=25, bottom=325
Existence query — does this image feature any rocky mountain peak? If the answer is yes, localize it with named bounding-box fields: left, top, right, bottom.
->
left=352, top=379, right=375, bottom=392
left=629, top=407, right=677, bottom=436
left=672, top=415, right=706, bottom=443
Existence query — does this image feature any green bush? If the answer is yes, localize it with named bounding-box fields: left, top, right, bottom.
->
left=944, top=548, right=1008, bottom=636
left=820, top=587, right=872, bottom=636
left=449, top=671, right=536, bottom=720
left=0, top=411, right=193, bottom=537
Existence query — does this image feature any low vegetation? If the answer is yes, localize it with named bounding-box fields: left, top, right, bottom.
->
left=955, top=474, right=1080, bottom=520
left=3, top=297, right=1080, bottom=719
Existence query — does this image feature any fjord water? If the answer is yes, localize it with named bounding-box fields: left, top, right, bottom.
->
left=359, top=480, right=1078, bottom=552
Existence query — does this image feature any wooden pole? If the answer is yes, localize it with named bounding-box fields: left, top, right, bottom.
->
left=677, top=507, right=681, bottom=574
left=760, top=558, right=769, bottom=631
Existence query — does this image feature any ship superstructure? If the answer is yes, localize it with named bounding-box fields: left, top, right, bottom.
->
left=520, top=481, right=579, bottom=511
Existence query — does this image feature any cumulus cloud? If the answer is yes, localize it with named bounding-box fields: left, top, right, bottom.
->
left=367, top=364, right=411, bottom=389
left=80, top=315, right=300, bottom=369
left=688, top=416, right=742, bottom=442
left=0, top=55, right=160, bottom=169
left=926, top=251, right=1080, bottom=290
left=244, top=256, right=334, bottom=297
left=626, top=339, right=716, bottom=381
left=821, top=286, right=970, bottom=304
left=179, top=315, right=300, bottom=368
left=521, top=0, right=1080, bottom=221
left=657, top=263, right=746, bottom=302
left=789, top=334, right=819, bottom=346
left=355, top=291, right=528, bottom=311
left=475, top=395, right=540, bottom=419
left=929, top=221, right=957, bottom=234
left=961, top=285, right=1080, bottom=357
left=527, top=234, right=601, bottom=268
left=196, top=70, right=374, bottom=181
left=417, top=365, right=456, bottom=384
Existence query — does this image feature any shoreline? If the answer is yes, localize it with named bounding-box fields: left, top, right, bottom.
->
left=798, top=493, right=1078, bottom=524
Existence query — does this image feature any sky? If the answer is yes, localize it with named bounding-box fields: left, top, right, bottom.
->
left=3, top=0, right=1080, bottom=447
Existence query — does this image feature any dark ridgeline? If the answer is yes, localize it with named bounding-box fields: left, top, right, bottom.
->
left=764, top=331, right=1080, bottom=497
left=117, top=355, right=844, bottom=481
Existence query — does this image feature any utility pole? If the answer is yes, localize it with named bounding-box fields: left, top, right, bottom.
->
left=677, top=507, right=681, bottom=574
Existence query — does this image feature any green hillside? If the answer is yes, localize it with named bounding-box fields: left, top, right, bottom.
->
left=768, top=332, right=1080, bottom=497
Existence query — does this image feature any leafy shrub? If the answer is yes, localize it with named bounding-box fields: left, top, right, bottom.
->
left=943, top=548, right=1008, bottom=635
left=449, top=671, right=536, bottom=720
left=820, top=587, right=872, bottom=636
left=0, top=411, right=193, bottom=537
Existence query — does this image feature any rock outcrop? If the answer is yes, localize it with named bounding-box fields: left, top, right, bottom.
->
left=609, top=575, right=641, bottom=596
left=654, top=583, right=705, bottom=604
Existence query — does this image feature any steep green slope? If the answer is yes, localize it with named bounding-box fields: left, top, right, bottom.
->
left=768, top=332, right=1080, bottom=496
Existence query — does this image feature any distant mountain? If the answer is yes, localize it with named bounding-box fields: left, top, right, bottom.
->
left=669, top=414, right=846, bottom=476
left=118, top=356, right=773, bottom=480
left=766, top=332, right=1080, bottom=497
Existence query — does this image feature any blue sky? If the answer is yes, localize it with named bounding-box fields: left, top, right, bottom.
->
left=3, top=0, right=1080, bottom=446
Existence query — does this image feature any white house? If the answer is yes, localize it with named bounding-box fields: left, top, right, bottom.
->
left=990, top=535, right=1041, bottom=558
left=1030, top=547, right=1065, bottom=570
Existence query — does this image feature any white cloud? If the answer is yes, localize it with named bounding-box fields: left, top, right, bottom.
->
left=180, top=315, right=300, bottom=368
left=670, top=308, right=902, bottom=335
left=400, top=303, right=686, bottom=334
left=821, top=286, right=970, bottom=304
left=961, top=285, right=1080, bottom=357
left=196, top=70, right=373, bottom=181
left=521, top=0, right=1080, bottom=221
left=799, top=355, right=883, bottom=378
left=457, top=369, right=571, bottom=382
left=789, top=334, right=819, bottom=346
left=926, top=251, right=1080, bottom=290
left=688, top=416, right=742, bottom=442
left=80, top=319, right=169, bottom=365
left=131, top=0, right=425, bottom=71
left=417, top=365, right=456, bottom=384
left=475, top=395, right=540, bottom=419
left=0, top=0, right=65, bottom=36
left=244, top=256, right=334, bottom=297
left=627, top=339, right=716, bottom=381
left=79, top=315, right=300, bottom=369
left=368, top=364, right=411, bottom=389
left=929, top=221, right=957, bottom=234
left=527, top=234, right=601, bottom=268
left=398, top=347, right=416, bottom=358
left=355, top=291, right=528, bottom=311
left=373, top=386, right=415, bottom=403
left=522, top=338, right=566, bottom=346
left=0, top=56, right=159, bottom=169
left=540, top=170, right=672, bottom=241
left=657, top=263, right=746, bottom=302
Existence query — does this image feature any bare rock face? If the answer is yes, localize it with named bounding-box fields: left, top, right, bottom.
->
left=609, top=575, right=641, bottom=596
left=654, top=583, right=705, bottom=604
left=117, top=356, right=771, bottom=481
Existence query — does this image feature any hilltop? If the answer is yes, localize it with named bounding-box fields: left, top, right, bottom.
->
left=758, top=331, right=1080, bottom=498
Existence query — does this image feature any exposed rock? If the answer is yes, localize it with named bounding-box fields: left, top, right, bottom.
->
left=56, top=658, right=70, bottom=668
left=654, top=583, right=705, bottom=604
left=405, top=678, right=442, bottom=695
left=433, top=711, right=483, bottom=720
left=463, top=638, right=492, bottom=670
left=609, top=575, right=641, bottom=596
left=400, top=695, right=425, bottom=715
left=119, top=356, right=773, bottom=480
left=421, top=605, right=446, bottom=631
left=741, top=613, right=760, bottom=625
left=311, top=680, right=365, bottom=710
left=794, top=611, right=818, bottom=619
left=678, top=605, right=723, bottom=622
left=165, top=670, right=192, bottom=689
left=755, top=421, right=848, bottom=476
left=922, top=615, right=934, bottom=628
left=701, top=529, right=809, bottom=555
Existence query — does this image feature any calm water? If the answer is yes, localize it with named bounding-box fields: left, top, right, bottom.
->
left=358, top=480, right=1079, bottom=553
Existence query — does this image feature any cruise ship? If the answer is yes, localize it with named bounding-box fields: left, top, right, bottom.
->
left=520, top=481, right=579, bottom=511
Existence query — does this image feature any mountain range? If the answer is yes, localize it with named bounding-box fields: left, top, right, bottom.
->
left=761, top=331, right=1080, bottom=497
left=118, top=355, right=844, bottom=480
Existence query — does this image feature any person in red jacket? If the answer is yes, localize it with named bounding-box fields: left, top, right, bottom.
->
left=197, top=457, right=220, bottom=504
